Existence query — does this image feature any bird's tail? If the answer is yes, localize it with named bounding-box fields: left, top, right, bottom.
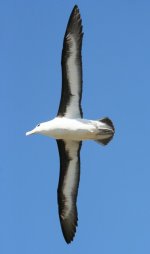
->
left=95, top=117, right=115, bottom=146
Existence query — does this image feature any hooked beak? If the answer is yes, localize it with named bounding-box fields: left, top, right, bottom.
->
left=26, top=128, right=36, bottom=136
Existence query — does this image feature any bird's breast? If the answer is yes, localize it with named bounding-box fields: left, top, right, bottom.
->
left=44, top=118, right=97, bottom=141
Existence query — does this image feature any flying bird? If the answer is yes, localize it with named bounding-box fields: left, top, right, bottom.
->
left=26, top=5, right=115, bottom=244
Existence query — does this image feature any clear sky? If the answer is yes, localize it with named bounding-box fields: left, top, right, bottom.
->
left=1, top=0, right=150, bottom=253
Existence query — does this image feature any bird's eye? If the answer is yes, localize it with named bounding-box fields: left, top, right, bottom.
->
left=37, top=123, right=40, bottom=127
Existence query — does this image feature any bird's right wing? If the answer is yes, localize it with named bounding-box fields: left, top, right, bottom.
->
left=57, top=5, right=83, bottom=118
left=56, top=139, right=82, bottom=243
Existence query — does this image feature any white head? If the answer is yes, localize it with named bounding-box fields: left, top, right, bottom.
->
left=26, top=122, right=47, bottom=136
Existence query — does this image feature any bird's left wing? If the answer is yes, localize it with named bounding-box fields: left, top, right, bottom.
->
left=57, top=5, right=83, bottom=118
left=56, top=139, right=82, bottom=243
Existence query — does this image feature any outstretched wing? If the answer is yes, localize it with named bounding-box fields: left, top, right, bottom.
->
left=57, top=5, right=83, bottom=118
left=56, top=139, right=82, bottom=243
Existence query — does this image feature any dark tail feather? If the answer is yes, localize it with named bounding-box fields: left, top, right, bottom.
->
left=95, top=136, right=113, bottom=146
left=95, top=117, right=115, bottom=146
left=99, top=117, right=115, bottom=132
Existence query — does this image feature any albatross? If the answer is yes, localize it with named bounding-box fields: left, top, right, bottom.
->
left=26, top=5, right=115, bottom=244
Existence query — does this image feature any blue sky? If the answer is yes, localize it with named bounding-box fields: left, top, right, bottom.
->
left=0, top=0, right=150, bottom=253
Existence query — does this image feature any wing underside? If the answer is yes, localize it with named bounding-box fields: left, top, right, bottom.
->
left=57, top=5, right=83, bottom=118
left=56, top=139, right=82, bottom=243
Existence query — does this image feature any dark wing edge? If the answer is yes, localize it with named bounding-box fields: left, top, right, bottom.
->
left=56, top=139, right=82, bottom=244
left=57, top=5, right=83, bottom=118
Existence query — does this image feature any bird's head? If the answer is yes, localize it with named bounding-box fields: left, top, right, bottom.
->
left=26, top=123, right=44, bottom=136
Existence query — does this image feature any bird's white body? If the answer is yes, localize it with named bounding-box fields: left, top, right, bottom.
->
left=26, top=117, right=112, bottom=141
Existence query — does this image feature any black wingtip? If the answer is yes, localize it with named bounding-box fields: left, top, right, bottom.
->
left=69, top=5, right=81, bottom=23
left=73, top=5, right=79, bottom=11
left=61, top=219, right=78, bottom=244
left=66, top=5, right=83, bottom=37
left=69, top=5, right=80, bottom=19
left=60, top=213, right=78, bottom=244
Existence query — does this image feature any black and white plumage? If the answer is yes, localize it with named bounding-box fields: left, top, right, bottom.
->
left=57, top=140, right=82, bottom=243
left=26, top=5, right=115, bottom=244
left=58, top=6, right=83, bottom=118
